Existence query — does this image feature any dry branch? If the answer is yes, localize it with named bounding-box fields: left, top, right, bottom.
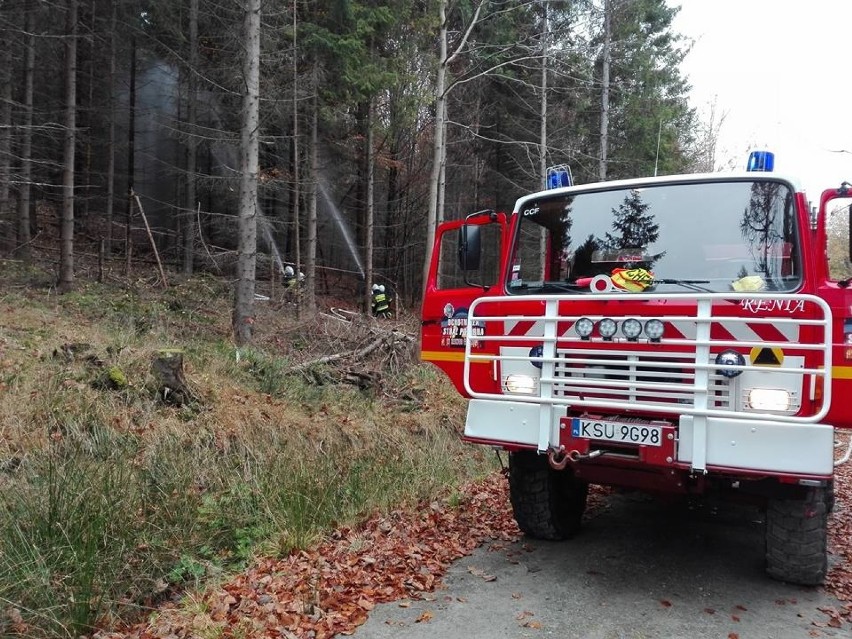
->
left=290, top=327, right=415, bottom=375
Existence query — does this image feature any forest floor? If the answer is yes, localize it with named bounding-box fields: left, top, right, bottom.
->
left=0, top=257, right=497, bottom=638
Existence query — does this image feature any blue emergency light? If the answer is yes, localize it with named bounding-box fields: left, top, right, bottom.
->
left=546, top=165, right=573, bottom=189
left=746, top=150, right=775, bottom=172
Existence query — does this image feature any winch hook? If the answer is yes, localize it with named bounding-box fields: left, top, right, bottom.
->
left=548, top=447, right=604, bottom=470
left=547, top=448, right=570, bottom=470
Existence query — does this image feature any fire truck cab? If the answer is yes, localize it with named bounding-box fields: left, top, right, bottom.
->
left=421, top=153, right=852, bottom=586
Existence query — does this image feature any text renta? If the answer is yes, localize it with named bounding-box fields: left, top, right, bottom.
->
left=740, top=299, right=806, bottom=313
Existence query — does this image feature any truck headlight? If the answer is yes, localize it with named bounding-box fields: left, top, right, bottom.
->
left=504, top=374, right=537, bottom=395
left=746, top=388, right=791, bottom=411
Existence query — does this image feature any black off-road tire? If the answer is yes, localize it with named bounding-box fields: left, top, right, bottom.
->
left=508, top=450, right=588, bottom=540
left=826, top=480, right=835, bottom=514
left=765, top=486, right=828, bottom=586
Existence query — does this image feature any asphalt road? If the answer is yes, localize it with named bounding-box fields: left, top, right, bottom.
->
left=355, top=491, right=846, bottom=639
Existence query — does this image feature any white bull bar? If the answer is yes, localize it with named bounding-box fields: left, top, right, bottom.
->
left=463, top=292, right=833, bottom=474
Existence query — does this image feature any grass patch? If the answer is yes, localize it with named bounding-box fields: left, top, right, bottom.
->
left=0, top=265, right=492, bottom=637
left=0, top=420, right=489, bottom=637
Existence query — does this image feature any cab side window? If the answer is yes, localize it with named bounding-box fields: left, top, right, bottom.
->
left=437, top=224, right=502, bottom=290
left=827, top=199, right=852, bottom=281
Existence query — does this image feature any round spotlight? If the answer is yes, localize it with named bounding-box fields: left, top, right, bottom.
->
left=598, top=317, right=618, bottom=340
left=622, top=318, right=642, bottom=340
left=715, top=349, right=745, bottom=378
left=644, top=318, right=664, bottom=341
left=575, top=317, right=594, bottom=339
left=529, top=345, right=544, bottom=369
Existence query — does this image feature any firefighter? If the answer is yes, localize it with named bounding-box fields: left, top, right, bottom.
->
left=282, top=264, right=305, bottom=289
left=283, top=265, right=296, bottom=286
left=371, top=284, right=391, bottom=318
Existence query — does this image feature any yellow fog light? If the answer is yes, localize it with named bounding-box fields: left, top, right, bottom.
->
left=746, top=388, right=791, bottom=412
left=504, top=374, right=537, bottom=395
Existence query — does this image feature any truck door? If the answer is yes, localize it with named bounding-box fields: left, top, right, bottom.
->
left=420, top=212, right=507, bottom=397
left=815, top=188, right=852, bottom=431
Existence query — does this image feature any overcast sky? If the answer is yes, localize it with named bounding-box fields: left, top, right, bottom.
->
left=670, top=1, right=852, bottom=202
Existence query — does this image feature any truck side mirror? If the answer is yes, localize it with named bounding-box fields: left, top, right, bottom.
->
left=459, top=223, right=481, bottom=271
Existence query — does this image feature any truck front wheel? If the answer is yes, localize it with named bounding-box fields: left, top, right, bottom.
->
left=765, top=486, right=828, bottom=586
left=508, top=450, right=588, bottom=540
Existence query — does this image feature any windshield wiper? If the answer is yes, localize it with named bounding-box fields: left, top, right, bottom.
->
left=652, top=278, right=712, bottom=292
left=509, top=281, right=588, bottom=293
left=540, top=281, right=588, bottom=292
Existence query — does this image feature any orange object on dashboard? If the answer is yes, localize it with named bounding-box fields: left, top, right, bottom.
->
left=610, top=268, right=654, bottom=292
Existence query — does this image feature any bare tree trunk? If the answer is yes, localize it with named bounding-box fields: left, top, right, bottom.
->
left=539, top=2, right=550, bottom=261
left=472, top=87, right=482, bottom=210
left=423, top=0, right=484, bottom=292
left=80, top=0, right=95, bottom=225
left=384, top=129, right=399, bottom=274
left=291, top=0, right=301, bottom=316
left=0, top=13, right=13, bottom=255
left=232, top=0, right=261, bottom=346
left=15, top=1, right=35, bottom=261
left=104, top=0, right=116, bottom=254
left=539, top=1, right=549, bottom=189
left=183, top=0, right=199, bottom=274
left=423, top=0, right=447, bottom=292
left=126, top=36, right=136, bottom=269
left=59, top=0, right=78, bottom=294
left=364, top=99, right=374, bottom=314
left=437, top=98, right=446, bottom=224
left=599, top=0, right=611, bottom=181
left=305, top=64, right=318, bottom=314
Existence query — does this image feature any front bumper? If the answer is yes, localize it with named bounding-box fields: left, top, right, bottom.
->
left=464, top=398, right=835, bottom=477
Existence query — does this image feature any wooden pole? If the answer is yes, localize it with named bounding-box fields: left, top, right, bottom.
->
left=270, top=254, right=276, bottom=300
left=133, top=190, right=168, bottom=287
left=125, top=192, right=133, bottom=277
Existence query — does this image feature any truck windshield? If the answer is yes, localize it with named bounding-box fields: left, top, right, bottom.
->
left=507, top=179, right=802, bottom=295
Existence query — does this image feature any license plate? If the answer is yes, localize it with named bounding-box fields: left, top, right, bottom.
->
left=571, top=418, right=663, bottom=447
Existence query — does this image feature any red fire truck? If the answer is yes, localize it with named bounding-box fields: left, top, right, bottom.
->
left=421, top=153, right=852, bottom=585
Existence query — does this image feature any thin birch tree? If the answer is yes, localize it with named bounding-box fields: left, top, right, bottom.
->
left=58, top=0, right=78, bottom=293
left=291, top=0, right=301, bottom=315
left=599, top=0, right=611, bottom=181
left=422, top=0, right=485, bottom=289
left=305, top=70, right=318, bottom=315
left=364, top=99, right=375, bottom=315
left=233, top=0, right=261, bottom=345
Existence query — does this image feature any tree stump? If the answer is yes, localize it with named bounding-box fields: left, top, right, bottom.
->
left=152, top=349, right=198, bottom=405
